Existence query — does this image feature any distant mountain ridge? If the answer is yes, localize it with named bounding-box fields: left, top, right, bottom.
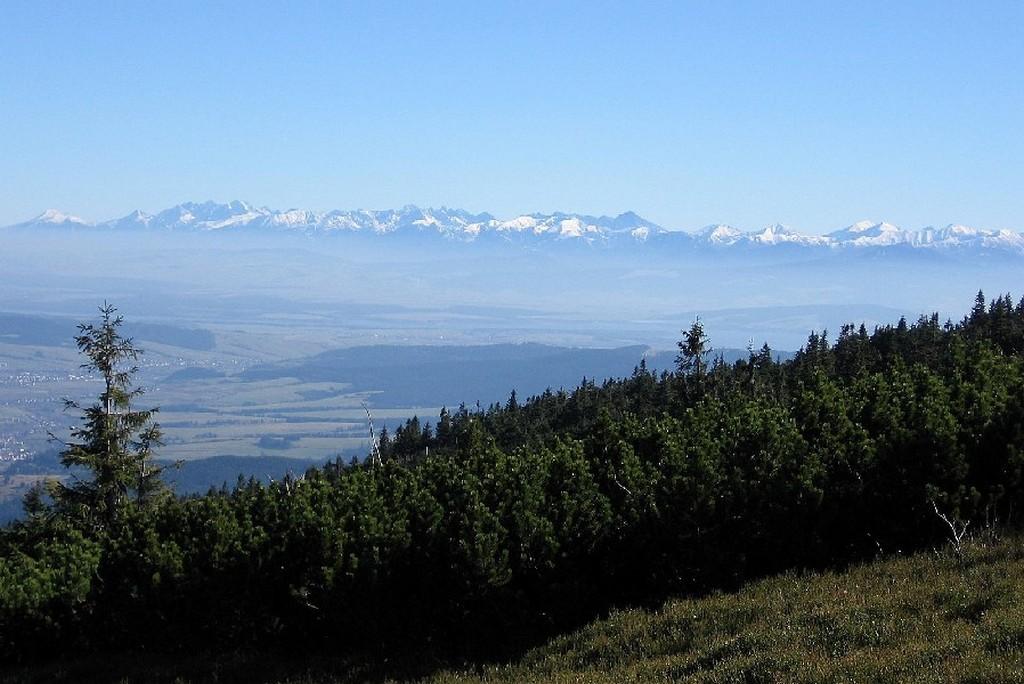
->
left=8, top=201, right=1024, bottom=253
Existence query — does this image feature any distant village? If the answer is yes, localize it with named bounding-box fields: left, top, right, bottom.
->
left=0, top=435, right=29, bottom=462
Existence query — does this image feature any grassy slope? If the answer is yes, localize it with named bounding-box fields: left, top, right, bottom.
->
left=427, top=535, right=1024, bottom=684
left=5, top=536, right=1024, bottom=684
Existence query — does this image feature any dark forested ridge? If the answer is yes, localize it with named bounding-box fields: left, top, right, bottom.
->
left=3, top=292, right=1024, bottom=678
left=236, top=343, right=771, bottom=408
left=0, top=311, right=215, bottom=351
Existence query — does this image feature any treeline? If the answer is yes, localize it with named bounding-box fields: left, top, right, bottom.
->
left=3, top=292, right=1024, bottom=664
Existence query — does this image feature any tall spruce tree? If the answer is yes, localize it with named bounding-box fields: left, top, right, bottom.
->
left=676, top=317, right=712, bottom=398
left=676, top=318, right=711, bottom=376
left=52, top=304, right=168, bottom=531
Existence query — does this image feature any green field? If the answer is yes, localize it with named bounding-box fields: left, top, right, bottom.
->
left=0, top=338, right=436, bottom=463
left=0, top=331, right=442, bottom=513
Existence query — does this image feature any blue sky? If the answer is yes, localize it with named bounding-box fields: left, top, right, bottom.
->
left=1, top=1, right=1021, bottom=232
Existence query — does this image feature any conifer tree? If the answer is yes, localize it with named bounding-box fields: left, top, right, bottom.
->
left=51, top=303, right=168, bottom=531
left=676, top=318, right=712, bottom=398
left=436, top=407, right=453, bottom=448
left=676, top=318, right=711, bottom=377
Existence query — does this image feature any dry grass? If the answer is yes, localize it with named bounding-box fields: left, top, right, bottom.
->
left=425, top=535, right=1024, bottom=684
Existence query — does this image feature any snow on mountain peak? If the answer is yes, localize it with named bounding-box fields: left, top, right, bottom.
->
left=6, top=203, right=1023, bottom=254
left=558, top=217, right=584, bottom=238
left=912, top=223, right=1024, bottom=250
left=753, top=223, right=793, bottom=242
left=945, top=224, right=977, bottom=235
left=631, top=226, right=651, bottom=241
left=36, top=209, right=87, bottom=225
left=847, top=220, right=878, bottom=232
left=695, top=223, right=829, bottom=247
left=827, top=221, right=907, bottom=246
left=699, top=224, right=743, bottom=244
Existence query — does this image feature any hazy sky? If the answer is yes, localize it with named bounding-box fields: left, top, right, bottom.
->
left=1, top=1, right=1022, bottom=232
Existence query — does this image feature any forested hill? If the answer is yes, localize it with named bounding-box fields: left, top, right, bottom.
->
left=3, top=291, right=1024, bottom=679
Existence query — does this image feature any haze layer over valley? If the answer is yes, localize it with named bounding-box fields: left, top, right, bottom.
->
left=6, top=201, right=1022, bottom=348
left=2, top=200, right=1021, bottom=496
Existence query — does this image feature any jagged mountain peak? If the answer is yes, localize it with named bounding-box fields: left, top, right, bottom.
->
left=826, top=221, right=906, bottom=246
left=755, top=223, right=795, bottom=238
left=698, top=224, right=743, bottom=243
left=695, top=223, right=829, bottom=247
left=845, top=219, right=889, bottom=231
left=5, top=203, right=1022, bottom=254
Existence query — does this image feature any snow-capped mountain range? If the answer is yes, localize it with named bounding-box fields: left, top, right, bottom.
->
left=9, top=202, right=1024, bottom=253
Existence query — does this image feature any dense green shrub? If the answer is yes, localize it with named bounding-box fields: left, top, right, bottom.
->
left=3, top=291, right=1024, bottom=665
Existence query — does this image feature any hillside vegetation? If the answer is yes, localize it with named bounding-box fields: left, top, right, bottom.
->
left=3, top=291, right=1024, bottom=681
left=427, top=535, right=1024, bottom=684
left=5, top=535, right=1023, bottom=683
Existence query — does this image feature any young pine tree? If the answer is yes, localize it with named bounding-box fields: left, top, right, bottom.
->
left=51, top=304, right=169, bottom=531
